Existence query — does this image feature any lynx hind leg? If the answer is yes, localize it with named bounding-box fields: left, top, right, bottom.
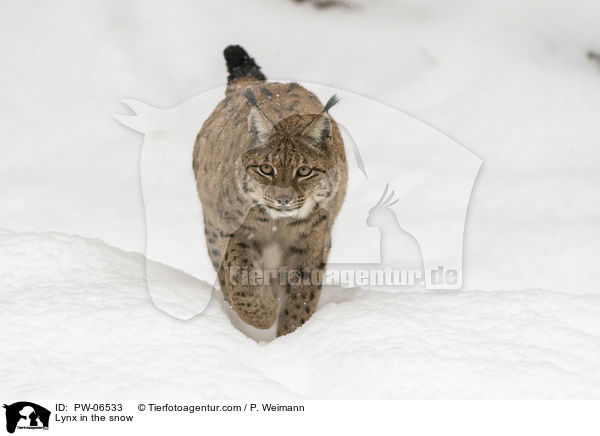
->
left=219, top=242, right=277, bottom=329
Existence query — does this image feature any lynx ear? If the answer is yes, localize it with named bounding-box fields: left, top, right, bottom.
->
left=304, top=114, right=332, bottom=149
left=248, top=107, right=273, bottom=142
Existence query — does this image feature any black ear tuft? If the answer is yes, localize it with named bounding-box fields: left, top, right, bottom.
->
left=323, top=94, right=340, bottom=113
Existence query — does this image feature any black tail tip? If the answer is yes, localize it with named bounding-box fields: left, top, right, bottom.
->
left=223, top=45, right=249, bottom=68
left=223, top=45, right=266, bottom=84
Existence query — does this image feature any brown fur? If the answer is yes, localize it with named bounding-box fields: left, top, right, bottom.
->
left=193, top=72, right=347, bottom=336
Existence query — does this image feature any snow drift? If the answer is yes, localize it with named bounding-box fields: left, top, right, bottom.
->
left=2, top=229, right=599, bottom=399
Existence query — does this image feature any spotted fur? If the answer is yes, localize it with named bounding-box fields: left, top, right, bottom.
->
left=193, top=45, right=348, bottom=336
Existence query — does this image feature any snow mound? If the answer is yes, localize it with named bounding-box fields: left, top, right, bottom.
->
left=1, top=229, right=600, bottom=399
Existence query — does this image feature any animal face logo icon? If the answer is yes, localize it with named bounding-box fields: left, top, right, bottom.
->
left=3, top=402, right=50, bottom=434
left=367, top=184, right=399, bottom=228
left=115, top=81, right=482, bottom=318
left=367, top=184, right=423, bottom=272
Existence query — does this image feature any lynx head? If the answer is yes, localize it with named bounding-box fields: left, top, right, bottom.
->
left=239, top=93, right=344, bottom=219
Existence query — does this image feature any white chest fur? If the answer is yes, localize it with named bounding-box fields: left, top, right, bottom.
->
left=262, top=242, right=283, bottom=270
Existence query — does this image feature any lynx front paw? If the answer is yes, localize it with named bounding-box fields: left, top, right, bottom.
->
left=228, top=284, right=277, bottom=329
left=276, top=285, right=320, bottom=336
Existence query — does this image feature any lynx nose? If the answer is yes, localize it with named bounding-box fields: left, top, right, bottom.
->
left=276, top=195, right=290, bottom=206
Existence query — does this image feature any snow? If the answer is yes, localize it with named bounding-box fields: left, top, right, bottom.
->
left=2, top=229, right=600, bottom=399
left=1, top=0, right=600, bottom=398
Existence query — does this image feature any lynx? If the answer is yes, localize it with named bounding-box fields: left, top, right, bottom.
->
left=193, top=45, right=348, bottom=336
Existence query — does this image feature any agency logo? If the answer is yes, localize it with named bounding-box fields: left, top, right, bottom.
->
left=115, top=81, right=481, bottom=319
left=3, top=402, right=50, bottom=434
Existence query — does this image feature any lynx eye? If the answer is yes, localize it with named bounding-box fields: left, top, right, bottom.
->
left=258, top=164, right=274, bottom=176
left=296, top=166, right=312, bottom=177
